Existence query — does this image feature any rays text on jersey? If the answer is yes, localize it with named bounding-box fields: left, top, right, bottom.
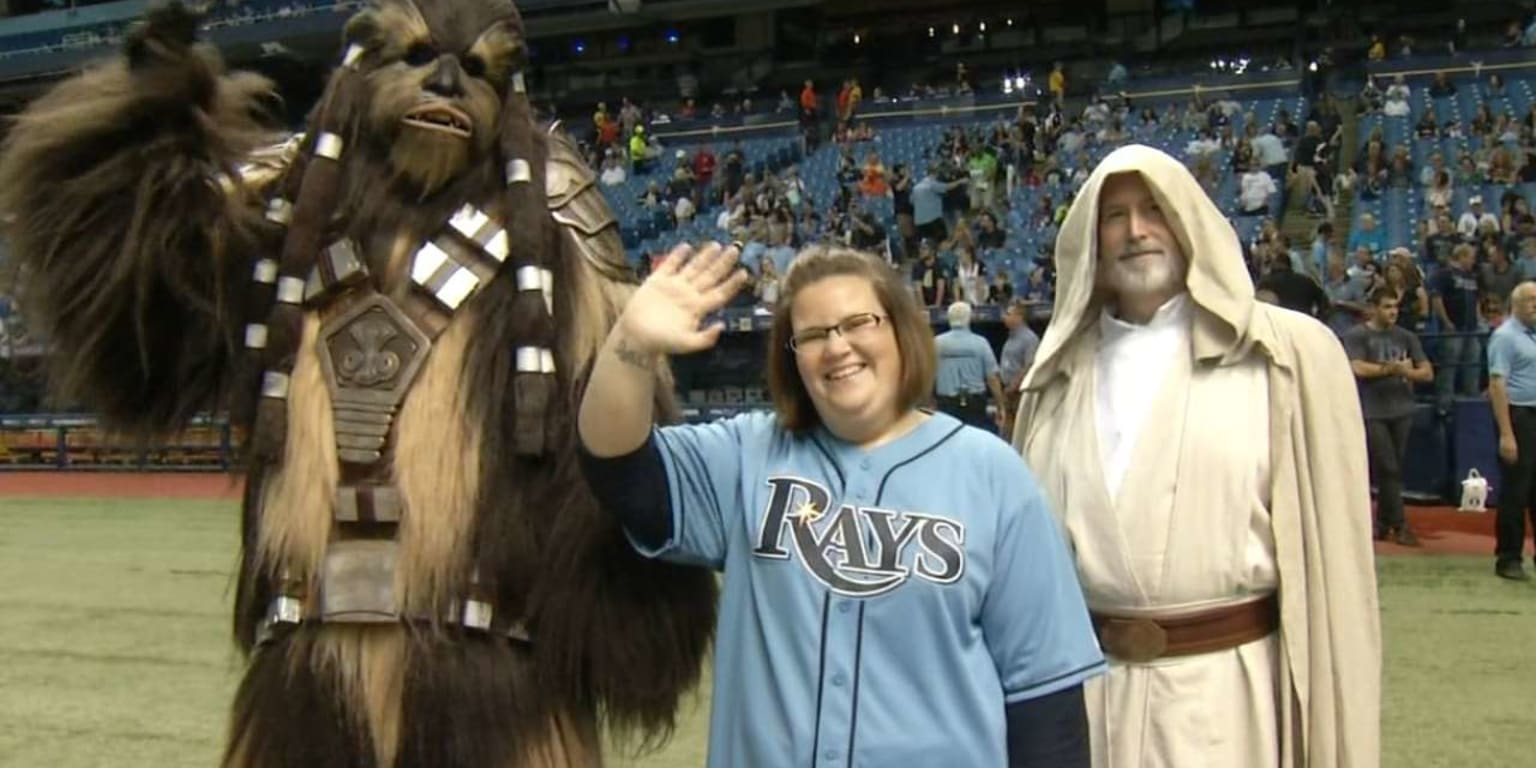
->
left=753, top=476, right=966, bottom=597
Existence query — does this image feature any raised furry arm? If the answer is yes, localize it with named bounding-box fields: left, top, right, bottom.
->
left=0, top=3, right=279, bottom=440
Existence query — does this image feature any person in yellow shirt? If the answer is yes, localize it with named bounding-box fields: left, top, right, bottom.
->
left=1048, top=62, right=1066, bottom=106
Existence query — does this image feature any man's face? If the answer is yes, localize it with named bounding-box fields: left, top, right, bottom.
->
left=1095, top=173, right=1187, bottom=305
left=1373, top=297, right=1400, bottom=326
left=1512, top=286, right=1536, bottom=326
left=1004, top=306, right=1024, bottom=329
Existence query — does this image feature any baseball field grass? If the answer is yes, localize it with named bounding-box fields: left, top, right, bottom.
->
left=0, top=494, right=1531, bottom=767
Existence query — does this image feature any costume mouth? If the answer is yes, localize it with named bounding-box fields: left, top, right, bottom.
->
left=401, top=102, right=473, bottom=139
left=1119, top=249, right=1162, bottom=261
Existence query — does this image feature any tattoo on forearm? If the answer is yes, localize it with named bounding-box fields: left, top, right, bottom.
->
left=613, top=337, right=656, bottom=371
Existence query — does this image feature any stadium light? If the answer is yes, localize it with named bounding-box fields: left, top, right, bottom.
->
left=854, top=33, right=861, bottom=45
left=666, top=30, right=680, bottom=44
left=952, top=23, right=960, bottom=35
left=979, top=21, right=987, bottom=32
left=928, top=26, right=935, bottom=37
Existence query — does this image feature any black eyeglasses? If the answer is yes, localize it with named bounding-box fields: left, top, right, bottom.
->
left=788, top=312, right=888, bottom=352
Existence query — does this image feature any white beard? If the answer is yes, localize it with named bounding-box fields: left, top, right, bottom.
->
left=1098, top=249, right=1188, bottom=301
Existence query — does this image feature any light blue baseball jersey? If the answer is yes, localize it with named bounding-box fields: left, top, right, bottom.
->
left=639, top=409, right=1106, bottom=768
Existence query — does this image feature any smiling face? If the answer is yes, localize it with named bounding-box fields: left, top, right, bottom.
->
left=1095, top=172, right=1188, bottom=314
left=347, top=0, right=523, bottom=196
left=789, top=275, right=905, bottom=443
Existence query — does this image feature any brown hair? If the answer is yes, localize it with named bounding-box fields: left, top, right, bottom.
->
left=765, top=246, right=936, bottom=433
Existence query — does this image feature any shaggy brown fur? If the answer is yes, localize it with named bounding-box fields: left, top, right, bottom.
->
left=2, top=1, right=718, bottom=765
left=0, top=37, right=277, bottom=441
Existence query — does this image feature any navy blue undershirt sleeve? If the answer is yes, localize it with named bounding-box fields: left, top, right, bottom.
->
left=576, top=433, right=674, bottom=550
left=1006, top=684, right=1089, bottom=768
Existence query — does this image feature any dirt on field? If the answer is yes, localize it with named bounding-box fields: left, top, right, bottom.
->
left=0, top=471, right=244, bottom=500
left=0, top=472, right=1506, bottom=557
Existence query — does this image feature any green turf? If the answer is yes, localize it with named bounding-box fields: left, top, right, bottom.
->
left=0, top=497, right=1531, bottom=767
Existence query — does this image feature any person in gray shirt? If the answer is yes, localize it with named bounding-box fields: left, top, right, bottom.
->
left=934, top=301, right=1006, bottom=433
left=998, top=298, right=1040, bottom=436
left=1342, top=288, right=1435, bottom=545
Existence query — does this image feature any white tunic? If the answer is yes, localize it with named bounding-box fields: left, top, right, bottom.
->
left=1070, top=295, right=1283, bottom=768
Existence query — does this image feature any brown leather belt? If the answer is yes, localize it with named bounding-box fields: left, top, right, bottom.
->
left=1091, top=595, right=1279, bottom=664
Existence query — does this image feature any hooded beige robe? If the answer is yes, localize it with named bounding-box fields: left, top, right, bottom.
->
left=1011, top=145, right=1380, bottom=767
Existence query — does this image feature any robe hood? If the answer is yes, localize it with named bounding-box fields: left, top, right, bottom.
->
left=1026, top=144, right=1262, bottom=391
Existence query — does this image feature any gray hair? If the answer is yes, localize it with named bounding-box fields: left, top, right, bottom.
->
left=947, top=301, right=973, bottom=328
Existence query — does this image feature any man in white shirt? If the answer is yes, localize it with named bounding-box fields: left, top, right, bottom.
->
left=1238, top=163, right=1279, bottom=215
left=1011, top=144, right=1380, bottom=767
left=1459, top=195, right=1500, bottom=239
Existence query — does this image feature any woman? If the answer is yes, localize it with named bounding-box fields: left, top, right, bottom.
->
left=577, top=243, right=1104, bottom=767
left=1383, top=259, right=1428, bottom=332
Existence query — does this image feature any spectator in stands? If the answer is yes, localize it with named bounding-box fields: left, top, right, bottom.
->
left=600, top=151, right=627, bottom=187
left=1383, top=76, right=1410, bottom=117
left=953, top=247, right=988, bottom=306
left=912, top=167, right=966, bottom=245
left=967, top=145, right=1000, bottom=213
left=1385, top=254, right=1429, bottom=331
left=910, top=241, right=950, bottom=308
left=1048, top=62, right=1066, bottom=106
left=1489, top=281, right=1536, bottom=580
left=1489, top=148, right=1518, bottom=186
left=1388, top=146, right=1414, bottom=189
left=974, top=212, right=1006, bottom=250
left=691, top=145, right=716, bottom=200
left=1431, top=244, right=1485, bottom=400
left=1482, top=243, right=1522, bottom=311
left=754, top=256, right=781, bottom=307
left=1419, top=152, right=1446, bottom=187
left=1349, top=213, right=1386, bottom=257
left=1259, top=250, right=1328, bottom=318
left=1309, top=222, right=1334, bottom=277
left=1237, top=162, right=1277, bottom=216
left=1344, top=287, right=1434, bottom=546
left=616, top=96, right=641, bottom=136
left=858, top=152, right=889, bottom=198
left=1251, top=127, right=1289, bottom=182
left=1358, top=76, right=1384, bottom=113
left=933, top=301, right=1005, bottom=432
left=1350, top=245, right=1382, bottom=282
left=629, top=126, right=658, bottom=173
left=1459, top=196, right=1500, bottom=239
left=1356, top=140, right=1389, bottom=199
left=1426, top=171, right=1454, bottom=213
left=1324, top=254, right=1371, bottom=335
left=1428, top=71, right=1456, bottom=98
left=1415, top=108, right=1439, bottom=140
left=987, top=270, right=1015, bottom=305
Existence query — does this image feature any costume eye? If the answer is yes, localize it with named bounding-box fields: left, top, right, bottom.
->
left=462, top=55, right=487, bottom=79
left=404, top=43, right=437, bottom=66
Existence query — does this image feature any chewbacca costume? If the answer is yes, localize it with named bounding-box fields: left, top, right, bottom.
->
left=0, top=2, right=717, bottom=766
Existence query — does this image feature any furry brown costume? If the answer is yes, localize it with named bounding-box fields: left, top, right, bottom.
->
left=0, top=2, right=717, bottom=766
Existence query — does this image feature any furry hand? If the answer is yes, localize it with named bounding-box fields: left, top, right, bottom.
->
left=126, top=1, right=204, bottom=70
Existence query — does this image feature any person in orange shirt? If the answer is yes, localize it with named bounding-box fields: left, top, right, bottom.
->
left=800, top=80, right=818, bottom=116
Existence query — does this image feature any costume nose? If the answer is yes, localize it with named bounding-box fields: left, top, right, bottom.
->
left=427, top=56, right=465, bottom=98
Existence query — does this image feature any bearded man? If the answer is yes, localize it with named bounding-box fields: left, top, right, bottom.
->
left=0, top=2, right=716, bottom=766
left=1010, top=145, right=1380, bottom=767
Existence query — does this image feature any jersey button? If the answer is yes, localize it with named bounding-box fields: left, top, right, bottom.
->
left=832, top=673, right=847, bottom=687
left=823, top=748, right=840, bottom=761
left=838, top=601, right=852, bottom=614
left=859, top=458, right=871, bottom=470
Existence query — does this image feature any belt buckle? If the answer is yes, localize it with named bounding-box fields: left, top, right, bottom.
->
left=1100, top=618, right=1168, bottom=663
